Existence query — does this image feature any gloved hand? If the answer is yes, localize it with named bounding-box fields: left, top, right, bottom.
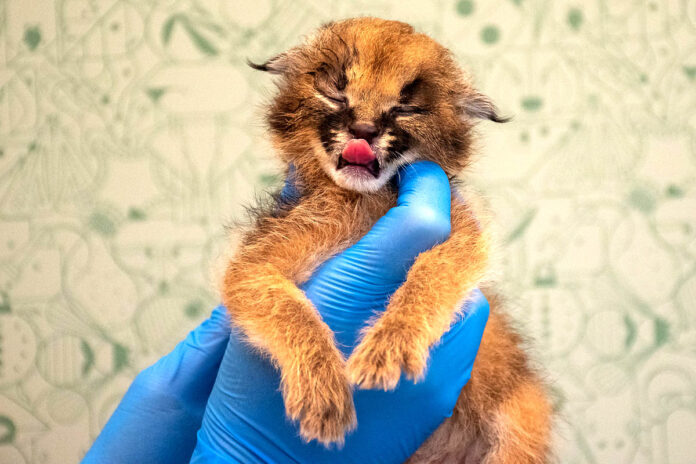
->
left=82, top=304, right=231, bottom=464
left=190, top=161, right=489, bottom=463
left=81, top=161, right=489, bottom=464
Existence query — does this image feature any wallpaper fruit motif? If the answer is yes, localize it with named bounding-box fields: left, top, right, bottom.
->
left=1, top=1, right=695, bottom=463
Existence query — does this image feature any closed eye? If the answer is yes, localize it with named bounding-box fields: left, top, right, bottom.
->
left=391, top=105, right=426, bottom=116
left=327, top=94, right=348, bottom=105
left=317, top=90, right=348, bottom=107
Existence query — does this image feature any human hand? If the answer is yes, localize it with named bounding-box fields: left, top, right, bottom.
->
left=190, top=161, right=490, bottom=463
left=81, top=304, right=231, bottom=464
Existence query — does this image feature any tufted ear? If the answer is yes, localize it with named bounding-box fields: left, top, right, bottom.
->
left=247, top=52, right=292, bottom=75
left=462, top=92, right=510, bottom=123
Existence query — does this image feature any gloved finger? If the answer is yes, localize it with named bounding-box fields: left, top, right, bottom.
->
left=312, top=161, right=451, bottom=290
left=138, top=304, right=231, bottom=409
left=440, top=289, right=490, bottom=345
left=348, top=160, right=451, bottom=280
left=428, top=289, right=490, bottom=411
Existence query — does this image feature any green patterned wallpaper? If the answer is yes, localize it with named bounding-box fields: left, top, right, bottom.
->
left=1, top=1, right=695, bottom=463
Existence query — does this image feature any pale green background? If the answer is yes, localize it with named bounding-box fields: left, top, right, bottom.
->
left=1, top=0, right=695, bottom=463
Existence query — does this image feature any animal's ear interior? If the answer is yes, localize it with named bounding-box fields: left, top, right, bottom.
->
left=463, top=92, right=510, bottom=123
left=247, top=53, right=291, bottom=75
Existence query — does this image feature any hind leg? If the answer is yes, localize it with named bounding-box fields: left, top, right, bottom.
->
left=408, top=378, right=552, bottom=464
left=408, top=300, right=553, bottom=464
left=480, top=378, right=552, bottom=464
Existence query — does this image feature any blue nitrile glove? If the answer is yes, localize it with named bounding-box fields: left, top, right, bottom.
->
left=82, top=161, right=489, bottom=464
left=82, top=304, right=231, bottom=464
left=190, top=161, right=490, bottom=464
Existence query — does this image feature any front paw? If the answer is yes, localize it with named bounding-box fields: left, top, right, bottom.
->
left=283, top=354, right=356, bottom=447
left=347, top=325, right=429, bottom=391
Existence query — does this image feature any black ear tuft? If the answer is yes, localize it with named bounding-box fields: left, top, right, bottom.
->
left=246, top=59, right=271, bottom=72
left=463, top=93, right=511, bottom=123
left=246, top=53, right=290, bottom=75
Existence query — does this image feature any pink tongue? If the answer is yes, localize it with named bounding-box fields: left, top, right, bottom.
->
left=342, top=139, right=375, bottom=164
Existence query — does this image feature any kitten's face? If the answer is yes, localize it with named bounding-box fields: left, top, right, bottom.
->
left=252, top=18, right=504, bottom=193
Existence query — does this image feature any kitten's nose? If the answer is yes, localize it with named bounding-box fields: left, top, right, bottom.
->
left=349, top=122, right=379, bottom=145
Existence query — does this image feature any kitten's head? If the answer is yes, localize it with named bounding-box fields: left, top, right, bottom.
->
left=251, top=17, right=506, bottom=193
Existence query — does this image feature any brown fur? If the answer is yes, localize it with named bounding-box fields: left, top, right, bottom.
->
left=223, top=17, right=552, bottom=461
